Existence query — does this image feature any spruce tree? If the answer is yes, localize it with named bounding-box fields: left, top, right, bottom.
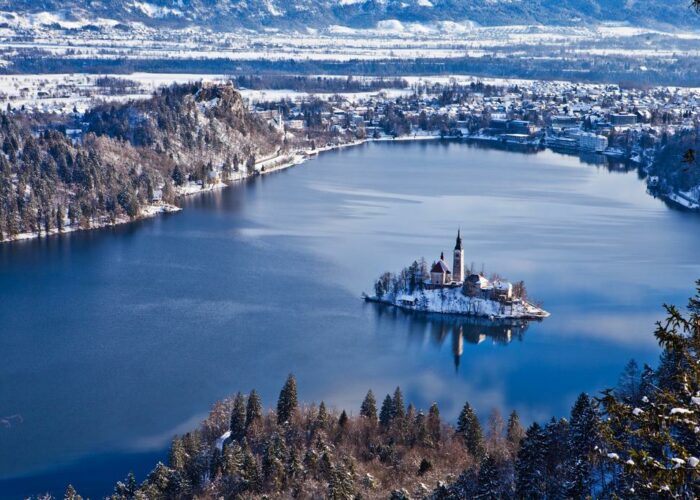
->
left=316, top=401, right=329, bottom=429
left=616, top=359, right=642, bottom=403
left=506, top=410, right=525, bottom=452
left=379, top=394, right=394, bottom=430
left=456, top=401, right=484, bottom=459
left=338, top=409, right=349, bottom=428
left=246, top=389, right=263, bottom=429
left=392, top=386, right=405, bottom=421
left=229, top=392, right=246, bottom=442
left=515, top=423, right=546, bottom=498
left=565, top=393, right=600, bottom=498
left=599, top=281, right=700, bottom=497
left=477, top=454, right=501, bottom=500
left=169, top=436, right=187, bottom=471
left=427, top=403, right=441, bottom=445
left=277, top=374, right=298, bottom=425
left=360, top=389, right=378, bottom=421
left=544, top=417, right=569, bottom=499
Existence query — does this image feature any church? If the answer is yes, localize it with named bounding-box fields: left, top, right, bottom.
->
left=429, top=230, right=464, bottom=287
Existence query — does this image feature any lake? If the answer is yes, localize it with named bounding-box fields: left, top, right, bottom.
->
left=1, top=140, right=699, bottom=498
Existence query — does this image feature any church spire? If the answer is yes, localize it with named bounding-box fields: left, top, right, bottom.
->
left=455, top=228, right=463, bottom=250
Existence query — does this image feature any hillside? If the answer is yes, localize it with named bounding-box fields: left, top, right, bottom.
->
left=0, top=82, right=283, bottom=242
left=1, top=0, right=698, bottom=31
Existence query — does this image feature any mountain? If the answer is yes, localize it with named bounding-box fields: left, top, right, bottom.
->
left=0, top=0, right=697, bottom=31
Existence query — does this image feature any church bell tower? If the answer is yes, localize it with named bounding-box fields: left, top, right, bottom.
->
left=453, top=229, right=464, bottom=283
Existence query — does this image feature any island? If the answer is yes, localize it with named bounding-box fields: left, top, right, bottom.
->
left=364, top=230, right=550, bottom=320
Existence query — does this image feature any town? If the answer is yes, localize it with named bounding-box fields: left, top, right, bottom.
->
left=245, top=75, right=700, bottom=210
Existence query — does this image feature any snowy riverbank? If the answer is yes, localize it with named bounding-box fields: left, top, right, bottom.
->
left=364, top=287, right=550, bottom=320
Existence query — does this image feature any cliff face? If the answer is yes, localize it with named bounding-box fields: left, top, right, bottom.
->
left=0, top=82, right=284, bottom=242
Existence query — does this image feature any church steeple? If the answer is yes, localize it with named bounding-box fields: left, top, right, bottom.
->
left=453, top=228, right=465, bottom=283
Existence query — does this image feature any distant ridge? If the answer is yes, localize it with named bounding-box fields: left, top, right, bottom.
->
left=0, top=0, right=697, bottom=31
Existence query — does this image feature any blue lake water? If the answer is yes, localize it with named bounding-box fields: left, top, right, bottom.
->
left=1, top=140, right=699, bottom=498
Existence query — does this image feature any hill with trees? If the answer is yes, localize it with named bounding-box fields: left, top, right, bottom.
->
left=51, top=281, right=700, bottom=499
left=0, top=82, right=283, bottom=242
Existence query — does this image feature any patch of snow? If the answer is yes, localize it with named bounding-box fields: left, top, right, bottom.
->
left=670, top=408, right=693, bottom=415
left=215, top=430, right=231, bottom=451
left=132, top=2, right=184, bottom=18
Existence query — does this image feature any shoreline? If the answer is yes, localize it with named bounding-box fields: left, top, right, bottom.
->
left=363, top=294, right=550, bottom=321
left=0, top=137, right=371, bottom=244
left=5, top=130, right=692, bottom=244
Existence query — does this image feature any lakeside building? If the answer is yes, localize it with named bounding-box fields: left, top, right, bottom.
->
left=579, top=132, right=608, bottom=152
left=610, top=113, right=638, bottom=126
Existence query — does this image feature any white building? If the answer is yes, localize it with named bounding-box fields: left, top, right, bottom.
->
left=579, top=132, right=608, bottom=152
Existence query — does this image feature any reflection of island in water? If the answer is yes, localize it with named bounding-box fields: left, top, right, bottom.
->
left=368, top=302, right=531, bottom=372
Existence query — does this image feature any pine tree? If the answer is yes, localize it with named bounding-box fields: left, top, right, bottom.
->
left=427, top=403, right=441, bottom=445
left=456, top=401, right=484, bottom=459
left=476, top=454, right=500, bottom=500
left=328, top=461, right=357, bottom=499
left=277, top=374, right=298, bottom=425
left=169, top=436, right=187, bottom=471
left=599, top=281, right=700, bottom=497
left=229, top=391, right=246, bottom=442
left=241, top=442, right=261, bottom=493
left=114, top=471, right=137, bottom=498
left=64, top=485, right=82, bottom=500
left=316, top=401, right=329, bottom=429
left=392, top=386, right=405, bottom=421
left=617, top=358, right=642, bottom=403
left=379, top=394, right=394, bottom=430
left=515, top=423, right=546, bottom=498
left=338, top=409, right=349, bottom=428
left=543, top=417, right=569, bottom=499
left=506, top=410, right=525, bottom=452
left=246, top=389, right=262, bottom=429
left=565, top=393, right=600, bottom=498
left=360, top=389, right=378, bottom=421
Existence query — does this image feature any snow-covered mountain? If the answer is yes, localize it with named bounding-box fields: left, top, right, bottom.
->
left=0, top=0, right=697, bottom=31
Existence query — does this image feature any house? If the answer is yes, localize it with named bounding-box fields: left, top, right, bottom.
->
left=465, top=273, right=490, bottom=297
left=494, top=280, right=513, bottom=301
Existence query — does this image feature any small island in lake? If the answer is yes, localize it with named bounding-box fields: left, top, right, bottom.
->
left=365, top=230, right=550, bottom=320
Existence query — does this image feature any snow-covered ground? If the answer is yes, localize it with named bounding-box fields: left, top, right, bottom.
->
left=365, top=287, right=550, bottom=320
